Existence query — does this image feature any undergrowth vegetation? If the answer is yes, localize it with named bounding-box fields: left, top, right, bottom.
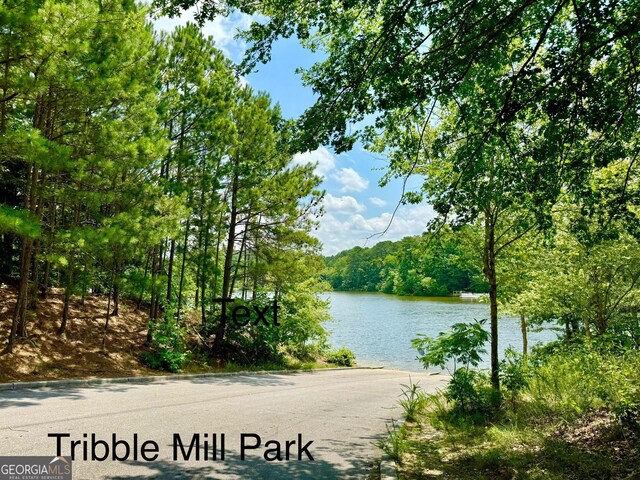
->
left=387, top=323, right=640, bottom=479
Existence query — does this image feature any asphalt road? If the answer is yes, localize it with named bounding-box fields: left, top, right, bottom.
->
left=0, top=369, right=448, bottom=479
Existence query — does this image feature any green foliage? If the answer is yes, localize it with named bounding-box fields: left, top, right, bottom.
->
left=325, top=347, right=356, bottom=367
left=142, top=314, right=190, bottom=373
left=412, top=319, right=489, bottom=371
left=527, top=340, right=640, bottom=426
left=398, top=379, right=427, bottom=423
left=413, top=320, right=496, bottom=414
left=0, top=206, right=41, bottom=239
left=499, top=348, right=531, bottom=411
left=445, top=369, right=500, bottom=416
left=504, top=221, right=640, bottom=338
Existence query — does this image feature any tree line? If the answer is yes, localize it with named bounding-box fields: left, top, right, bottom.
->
left=0, top=1, right=328, bottom=364
left=323, top=228, right=487, bottom=296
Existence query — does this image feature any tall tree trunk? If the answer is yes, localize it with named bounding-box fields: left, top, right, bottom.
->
left=200, top=215, right=211, bottom=326
left=137, top=252, right=151, bottom=311
left=154, top=240, right=165, bottom=320
left=211, top=211, right=225, bottom=299
left=483, top=209, right=499, bottom=391
left=176, top=219, right=190, bottom=320
left=58, top=264, right=74, bottom=335
left=111, top=256, right=121, bottom=317
left=149, top=246, right=158, bottom=328
left=166, top=113, right=185, bottom=309
left=584, top=310, right=591, bottom=339
left=252, top=243, right=259, bottom=301
left=7, top=237, right=33, bottom=352
left=27, top=172, right=46, bottom=315
left=27, top=239, right=40, bottom=314
left=213, top=169, right=239, bottom=354
left=104, top=266, right=116, bottom=334
left=194, top=159, right=208, bottom=310
left=42, top=259, right=51, bottom=299
left=230, top=228, right=247, bottom=300
left=112, top=282, right=120, bottom=317
left=194, top=220, right=204, bottom=309
left=7, top=149, right=41, bottom=351
left=102, top=268, right=115, bottom=351
left=0, top=38, right=10, bottom=134
left=41, top=200, right=56, bottom=300
left=167, top=238, right=176, bottom=304
left=520, top=311, right=527, bottom=361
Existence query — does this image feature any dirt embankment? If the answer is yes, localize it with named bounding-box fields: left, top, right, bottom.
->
left=0, top=286, right=156, bottom=383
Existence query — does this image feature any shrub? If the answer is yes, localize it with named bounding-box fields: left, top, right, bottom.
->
left=412, top=320, right=495, bottom=414
left=499, top=348, right=530, bottom=411
left=326, top=347, right=356, bottom=366
left=142, top=316, right=190, bottom=372
left=445, top=368, right=499, bottom=415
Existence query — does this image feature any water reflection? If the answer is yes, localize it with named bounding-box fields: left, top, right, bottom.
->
left=325, top=291, right=559, bottom=372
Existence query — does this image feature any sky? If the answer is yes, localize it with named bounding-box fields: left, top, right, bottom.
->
left=154, top=10, right=435, bottom=255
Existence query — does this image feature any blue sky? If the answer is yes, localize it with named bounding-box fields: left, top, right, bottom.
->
left=154, top=11, right=435, bottom=255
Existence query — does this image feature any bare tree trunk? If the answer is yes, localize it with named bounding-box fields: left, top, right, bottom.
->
left=7, top=236, right=33, bottom=352
left=176, top=219, right=190, bottom=320
left=166, top=238, right=176, bottom=304
left=483, top=209, right=500, bottom=391
left=213, top=169, right=239, bottom=354
left=200, top=215, right=211, bottom=326
left=27, top=239, right=40, bottom=314
left=41, top=200, right=56, bottom=300
left=154, top=240, right=165, bottom=320
left=42, top=259, right=51, bottom=299
left=520, top=311, right=527, bottom=360
left=149, top=246, right=158, bottom=333
left=194, top=225, right=203, bottom=309
left=104, top=267, right=115, bottom=333
left=230, top=228, right=248, bottom=300
left=58, top=264, right=74, bottom=335
left=112, top=282, right=120, bottom=317
left=102, top=268, right=115, bottom=351
left=584, top=310, right=591, bottom=339
left=137, top=252, right=151, bottom=311
left=211, top=212, right=224, bottom=299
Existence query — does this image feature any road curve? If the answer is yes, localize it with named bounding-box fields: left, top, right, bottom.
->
left=0, top=369, right=448, bottom=479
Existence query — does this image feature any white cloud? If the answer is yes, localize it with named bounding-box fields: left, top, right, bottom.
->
left=369, top=196, right=387, bottom=207
left=153, top=9, right=252, bottom=61
left=292, top=147, right=336, bottom=178
left=333, top=167, right=369, bottom=192
left=314, top=204, right=436, bottom=255
left=202, top=12, right=253, bottom=59
left=322, top=194, right=366, bottom=214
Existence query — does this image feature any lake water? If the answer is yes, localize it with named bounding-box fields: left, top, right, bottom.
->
left=325, top=291, right=559, bottom=372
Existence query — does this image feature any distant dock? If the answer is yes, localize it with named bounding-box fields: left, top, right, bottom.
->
left=453, top=291, right=487, bottom=300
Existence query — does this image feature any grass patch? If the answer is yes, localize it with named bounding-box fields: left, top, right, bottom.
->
left=393, top=344, right=640, bottom=479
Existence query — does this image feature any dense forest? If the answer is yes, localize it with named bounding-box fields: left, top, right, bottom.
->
left=0, top=1, right=331, bottom=370
left=323, top=228, right=487, bottom=296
